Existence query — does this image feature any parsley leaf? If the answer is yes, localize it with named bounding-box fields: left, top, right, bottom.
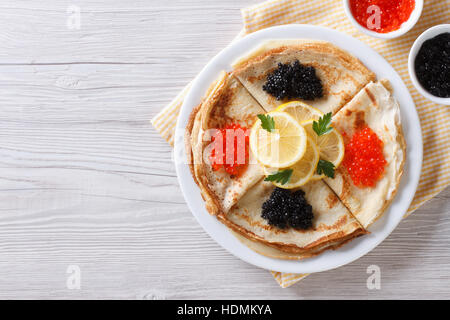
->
left=257, top=114, right=275, bottom=133
left=316, top=160, right=335, bottom=178
left=264, top=169, right=293, bottom=185
left=312, top=112, right=333, bottom=136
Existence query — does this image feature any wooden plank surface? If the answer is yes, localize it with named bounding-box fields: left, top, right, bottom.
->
left=0, top=0, right=448, bottom=299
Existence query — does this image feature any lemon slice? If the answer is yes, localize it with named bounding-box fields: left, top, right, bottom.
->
left=250, top=112, right=307, bottom=168
left=275, top=101, right=324, bottom=123
left=301, top=119, right=345, bottom=180
left=263, top=136, right=320, bottom=189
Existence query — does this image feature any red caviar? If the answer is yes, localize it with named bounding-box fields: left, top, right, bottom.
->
left=210, top=123, right=249, bottom=177
left=349, top=0, right=415, bottom=33
left=343, top=126, right=387, bottom=188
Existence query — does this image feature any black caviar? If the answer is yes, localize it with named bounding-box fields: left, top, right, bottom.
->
left=262, top=60, right=324, bottom=101
left=261, top=188, right=314, bottom=230
left=414, top=32, right=450, bottom=98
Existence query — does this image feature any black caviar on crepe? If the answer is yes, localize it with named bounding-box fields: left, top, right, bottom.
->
left=261, top=188, right=314, bottom=230
left=414, top=32, right=450, bottom=98
left=262, top=60, right=324, bottom=100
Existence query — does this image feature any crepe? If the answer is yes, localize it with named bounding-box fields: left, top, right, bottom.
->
left=232, top=39, right=376, bottom=114
left=324, top=81, right=406, bottom=228
left=231, top=230, right=361, bottom=260
left=218, top=179, right=367, bottom=256
left=186, top=71, right=266, bottom=215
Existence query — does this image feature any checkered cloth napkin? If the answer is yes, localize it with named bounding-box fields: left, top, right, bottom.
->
left=152, top=0, right=450, bottom=288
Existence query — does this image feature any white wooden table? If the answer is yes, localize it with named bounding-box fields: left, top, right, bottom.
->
left=0, top=0, right=448, bottom=299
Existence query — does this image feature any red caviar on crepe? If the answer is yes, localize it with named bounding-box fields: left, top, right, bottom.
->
left=210, top=123, right=250, bottom=177
left=343, top=126, right=387, bottom=188
left=324, top=81, right=405, bottom=228
left=186, top=71, right=265, bottom=216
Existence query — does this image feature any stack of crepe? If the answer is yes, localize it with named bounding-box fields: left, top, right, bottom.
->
left=185, top=40, right=405, bottom=260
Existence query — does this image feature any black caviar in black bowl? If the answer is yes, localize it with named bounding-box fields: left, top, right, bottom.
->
left=414, top=32, right=450, bottom=98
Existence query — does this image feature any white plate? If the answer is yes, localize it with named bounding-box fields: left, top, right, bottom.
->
left=173, top=24, right=423, bottom=274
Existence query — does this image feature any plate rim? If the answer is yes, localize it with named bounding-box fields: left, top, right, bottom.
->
left=173, top=24, right=423, bottom=274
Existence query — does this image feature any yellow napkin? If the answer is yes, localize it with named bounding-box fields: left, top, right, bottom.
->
left=152, top=0, right=450, bottom=288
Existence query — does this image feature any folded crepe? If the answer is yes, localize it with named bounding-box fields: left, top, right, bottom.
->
left=324, top=81, right=406, bottom=228
left=231, top=230, right=360, bottom=260
left=185, top=71, right=266, bottom=215
left=232, top=39, right=376, bottom=114
left=218, top=179, right=367, bottom=257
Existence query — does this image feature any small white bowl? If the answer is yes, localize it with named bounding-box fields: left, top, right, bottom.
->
left=343, top=0, right=423, bottom=39
left=408, top=24, right=450, bottom=105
